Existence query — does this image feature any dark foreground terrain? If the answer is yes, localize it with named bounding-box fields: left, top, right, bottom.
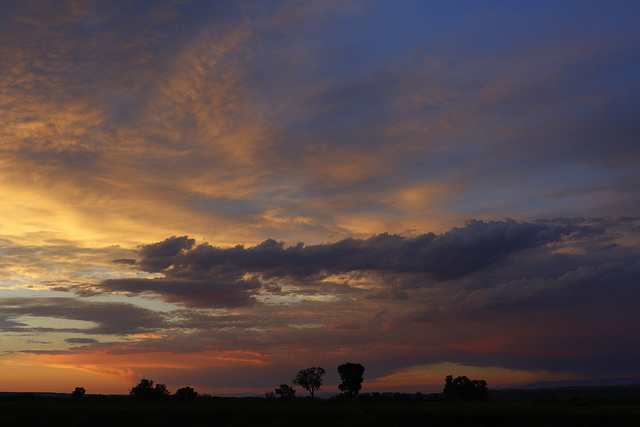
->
left=1, top=398, right=639, bottom=427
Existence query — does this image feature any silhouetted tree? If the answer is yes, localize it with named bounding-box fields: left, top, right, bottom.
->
left=275, top=384, right=296, bottom=401
left=72, top=387, right=85, bottom=399
left=443, top=375, right=488, bottom=401
left=130, top=379, right=154, bottom=400
left=174, top=386, right=198, bottom=401
left=337, top=363, right=365, bottom=398
left=130, top=379, right=170, bottom=401
left=292, top=366, right=325, bottom=398
left=154, top=383, right=170, bottom=398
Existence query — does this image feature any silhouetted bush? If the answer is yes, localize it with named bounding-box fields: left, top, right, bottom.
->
left=130, top=379, right=170, bottom=402
left=174, top=386, right=198, bottom=401
left=443, top=375, right=488, bottom=401
left=275, top=384, right=296, bottom=401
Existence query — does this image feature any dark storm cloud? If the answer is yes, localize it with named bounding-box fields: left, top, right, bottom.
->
left=0, top=315, right=27, bottom=328
left=82, top=218, right=625, bottom=312
left=0, top=297, right=168, bottom=335
left=136, top=219, right=581, bottom=281
left=399, top=219, right=640, bottom=322
left=446, top=258, right=640, bottom=317
left=92, top=277, right=260, bottom=308
left=137, top=235, right=195, bottom=272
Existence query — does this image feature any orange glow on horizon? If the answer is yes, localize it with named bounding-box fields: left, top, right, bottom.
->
left=365, top=363, right=587, bottom=393
left=0, top=346, right=275, bottom=394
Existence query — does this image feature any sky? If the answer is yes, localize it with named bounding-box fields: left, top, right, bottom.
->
left=1, top=0, right=639, bottom=396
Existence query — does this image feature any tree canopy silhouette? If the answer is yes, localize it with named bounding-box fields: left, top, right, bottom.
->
left=443, top=375, right=488, bottom=401
left=130, top=379, right=170, bottom=401
left=337, top=362, right=365, bottom=398
left=174, top=386, right=199, bottom=401
left=72, top=387, right=85, bottom=399
left=275, top=384, right=296, bottom=401
left=293, top=366, right=325, bottom=398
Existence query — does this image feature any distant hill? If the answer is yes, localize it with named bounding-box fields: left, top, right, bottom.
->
left=514, top=376, right=640, bottom=390
left=490, top=376, right=640, bottom=403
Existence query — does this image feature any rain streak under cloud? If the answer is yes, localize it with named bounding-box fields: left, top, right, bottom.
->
left=1, top=0, right=639, bottom=395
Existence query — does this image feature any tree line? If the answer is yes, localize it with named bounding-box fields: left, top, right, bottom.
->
left=70, top=362, right=487, bottom=402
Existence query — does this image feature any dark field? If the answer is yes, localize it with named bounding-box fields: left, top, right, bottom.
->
left=1, top=399, right=640, bottom=427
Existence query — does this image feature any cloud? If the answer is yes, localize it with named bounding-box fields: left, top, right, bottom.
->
left=92, top=278, right=260, bottom=308
left=0, top=315, right=27, bottom=328
left=60, top=217, right=638, bottom=380
left=73, top=217, right=638, bottom=342
left=68, top=218, right=594, bottom=311
left=66, top=338, right=99, bottom=344
left=111, top=258, right=137, bottom=265
left=449, top=258, right=640, bottom=318
left=137, top=235, right=195, bottom=272
left=2, top=0, right=639, bottom=251
left=0, top=297, right=169, bottom=335
left=0, top=235, right=141, bottom=291
left=133, top=219, right=581, bottom=280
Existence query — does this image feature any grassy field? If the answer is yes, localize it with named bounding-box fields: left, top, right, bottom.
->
left=1, top=399, right=640, bottom=426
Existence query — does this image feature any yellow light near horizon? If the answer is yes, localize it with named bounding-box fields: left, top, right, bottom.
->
left=0, top=361, right=129, bottom=394
left=365, top=362, right=587, bottom=392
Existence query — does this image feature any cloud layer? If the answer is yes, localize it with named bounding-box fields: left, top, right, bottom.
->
left=2, top=1, right=639, bottom=247
left=3, top=218, right=638, bottom=393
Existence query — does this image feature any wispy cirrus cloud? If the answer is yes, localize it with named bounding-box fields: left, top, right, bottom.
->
left=2, top=1, right=639, bottom=248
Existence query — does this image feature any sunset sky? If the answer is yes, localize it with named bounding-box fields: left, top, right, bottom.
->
left=1, top=0, right=639, bottom=396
